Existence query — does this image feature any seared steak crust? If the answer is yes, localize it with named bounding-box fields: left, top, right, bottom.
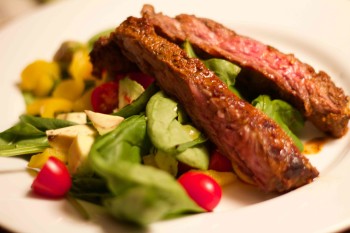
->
left=141, top=5, right=350, bottom=138
left=90, top=35, right=137, bottom=78
left=113, top=16, right=319, bottom=192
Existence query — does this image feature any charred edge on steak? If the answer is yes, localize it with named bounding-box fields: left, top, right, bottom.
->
left=141, top=4, right=350, bottom=138
left=90, top=34, right=138, bottom=78
left=111, top=16, right=319, bottom=192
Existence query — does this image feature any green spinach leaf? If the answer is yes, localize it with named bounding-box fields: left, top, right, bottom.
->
left=252, top=95, right=304, bottom=151
left=182, top=41, right=241, bottom=96
left=20, top=114, right=76, bottom=131
left=146, top=91, right=209, bottom=170
left=203, top=58, right=241, bottom=91
left=0, top=114, right=74, bottom=156
left=114, top=82, right=159, bottom=118
left=89, top=115, right=203, bottom=225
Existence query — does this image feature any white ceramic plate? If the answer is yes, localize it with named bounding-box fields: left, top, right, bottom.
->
left=1, top=0, right=350, bottom=232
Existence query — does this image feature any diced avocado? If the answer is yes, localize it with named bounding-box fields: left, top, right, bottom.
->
left=85, top=110, right=124, bottom=135
left=68, top=134, right=95, bottom=176
left=56, top=112, right=87, bottom=124
left=118, top=77, right=145, bottom=109
left=46, top=124, right=96, bottom=153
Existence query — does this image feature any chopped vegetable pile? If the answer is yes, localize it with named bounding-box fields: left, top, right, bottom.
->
left=0, top=30, right=305, bottom=226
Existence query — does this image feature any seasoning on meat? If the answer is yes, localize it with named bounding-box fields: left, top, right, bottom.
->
left=112, top=16, right=319, bottom=192
left=142, top=5, right=350, bottom=138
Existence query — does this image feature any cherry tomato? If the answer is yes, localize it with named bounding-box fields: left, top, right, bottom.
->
left=128, top=72, right=154, bottom=89
left=178, top=171, right=222, bottom=211
left=91, top=81, right=119, bottom=114
left=31, top=156, right=72, bottom=198
left=116, top=72, right=154, bottom=89
left=208, top=149, right=232, bottom=172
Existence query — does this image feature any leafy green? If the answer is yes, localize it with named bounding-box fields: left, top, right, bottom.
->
left=0, top=115, right=76, bottom=156
left=203, top=58, right=241, bottom=91
left=70, top=176, right=111, bottom=205
left=114, top=82, right=159, bottom=118
left=146, top=91, right=209, bottom=170
left=0, top=144, right=49, bottom=157
left=89, top=115, right=203, bottom=225
left=19, top=114, right=77, bottom=131
left=87, top=28, right=114, bottom=51
left=252, top=95, right=304, bottom=151
left=182, top=39, right=198, bottom=58
left=153, top=149, right=178, bottom=176
left=182, top=40, right=241, bottom=96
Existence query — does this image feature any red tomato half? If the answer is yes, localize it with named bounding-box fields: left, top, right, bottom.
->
left=115, top=72, right=154, bottom=89
left=127, top=72, right=154, bottom=89
left=91, top=81, right=119, bottom=114
left=178, top=171, right=222, bottom=211
left=208, top=149, right=233, bottom=172
left=31, top=156, right=72, bottom=198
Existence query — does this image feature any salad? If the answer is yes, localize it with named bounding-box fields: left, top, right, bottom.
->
left=0, top=29, right=306, bottom=226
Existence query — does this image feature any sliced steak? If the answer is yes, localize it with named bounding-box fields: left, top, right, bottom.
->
left=113, top=16, right=319, bottom=192
left=90, top=34, right=137, bottom=78
left=141, top=5, right=350, bottom=138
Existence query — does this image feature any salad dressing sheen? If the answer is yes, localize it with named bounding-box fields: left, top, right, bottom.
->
left=303, top=137, right=330, bottom=155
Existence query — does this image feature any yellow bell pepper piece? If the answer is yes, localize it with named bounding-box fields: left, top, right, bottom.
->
left=26, top=97, right=73, bottom=118
left=20, top=60, right=60, bottom=97
left=52, top=79, right=84, bottom=101
left=72, top=88, right=94, bottom=112
left=26, top=98, right=47, bottom=115
left=28, top=148, right=67, bottom=169
left=195, top=169, right=237, bottom=187
left=69, top=49, right=93, bottom=80
left=232, top=163, right=256, bottom=185
left=142, top=154, right=158, bottom=168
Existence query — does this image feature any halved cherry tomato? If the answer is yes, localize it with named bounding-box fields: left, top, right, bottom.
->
left=178, top=171, right=222, bottom=211
left=115, top=72, right=154, bottom=89
left=91, top=81, right=119, bottom=114
left=31, top=156, right=72, bottom=198
left=208, top=149, right=232, bottom=172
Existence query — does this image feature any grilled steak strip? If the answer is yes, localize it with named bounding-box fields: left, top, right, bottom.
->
left=90, top=34, right=137, bottom=78
left=113, top=16, right=318, bottom=192
left=141, top=5, right=350, bottom=138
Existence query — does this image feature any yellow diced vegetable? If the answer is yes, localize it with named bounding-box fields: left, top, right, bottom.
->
left=232, top=163, right=256, bottom=185
left=28, top=148, right=67, bottom=169
left=20, top=60, right=60, bottom=97
left=142, top=154, right=158, bottom=168
left=69, top=49, right=93, bottom=80
left=34, top=75, right=56, bottom=97
left=26, top=97, right=73, bottom=118
left=194, top=169, right=237, bottom=187
left=26, top=98, right=47, bottom=115
left=52, top=79, right=84, bottom=101
left=72, top=88, right=94, bottom=112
